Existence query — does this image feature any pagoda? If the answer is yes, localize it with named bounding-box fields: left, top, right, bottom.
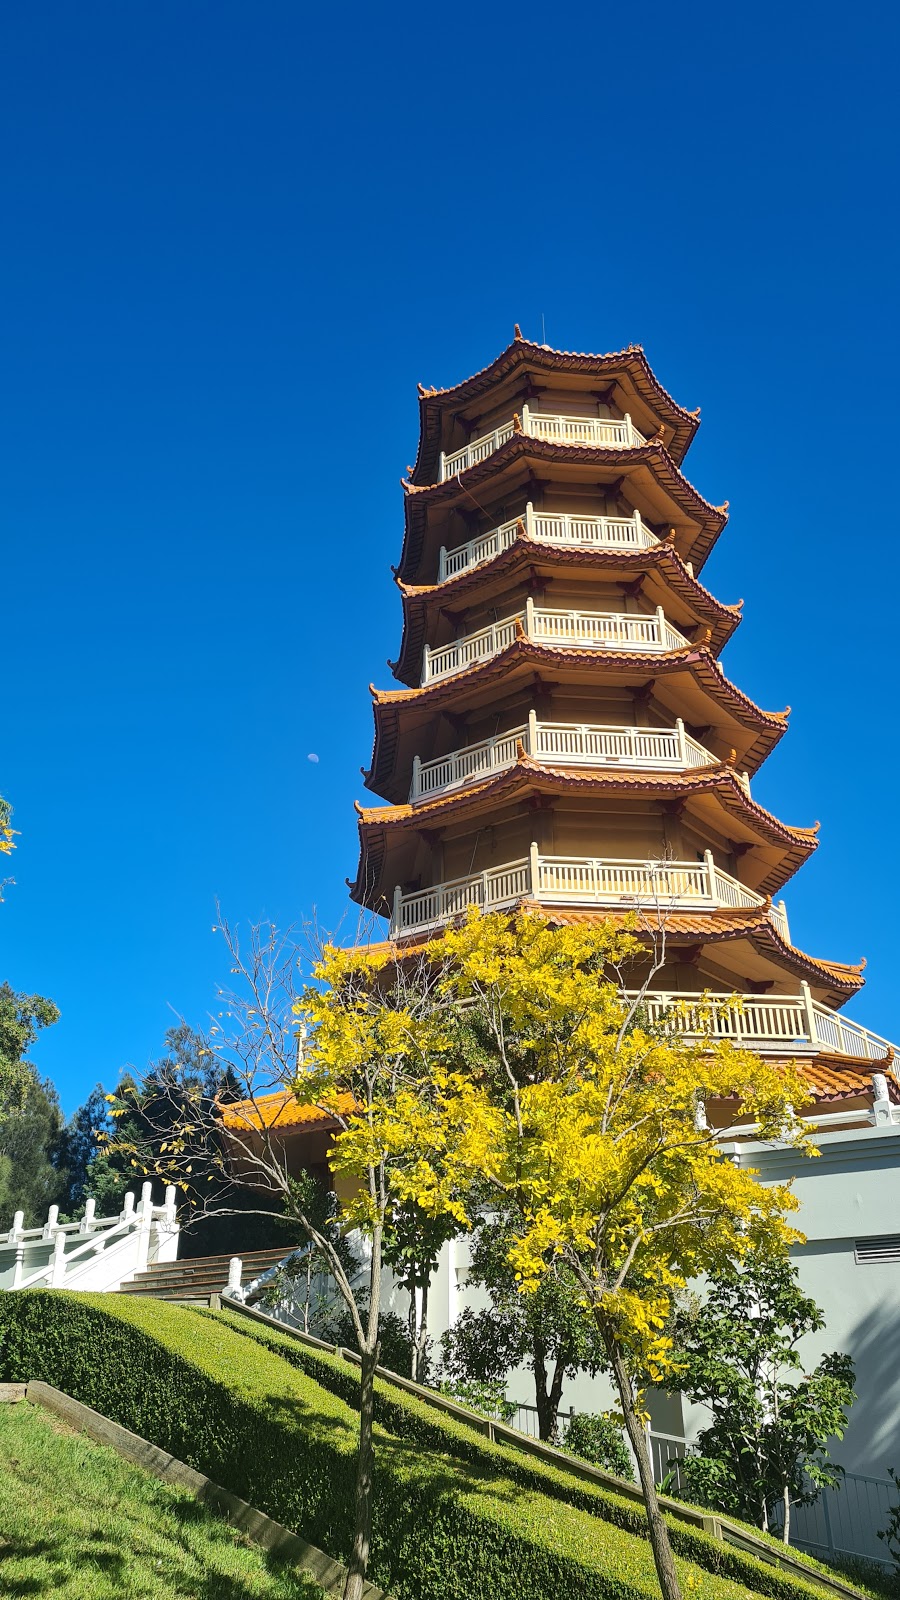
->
left=349, top=329, right=896, bottom=1105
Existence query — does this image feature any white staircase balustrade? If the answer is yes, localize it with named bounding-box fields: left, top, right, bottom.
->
left=439, top=407, right=646, bottom=481
left=0, top=1183, right=180, bottom=1293
left=437, top=503, right=656, bottom=581
left=410, top=716, right=716, bottom=800
left=392, top=847, right=776, bottom=935
left=421, top=600, right=687, bottom=684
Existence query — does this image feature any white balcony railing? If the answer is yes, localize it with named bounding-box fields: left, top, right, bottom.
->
left=633, top=986, right=897, bottom=1063
left=411, top=715, right=716, bottom=800
left=421, top=601, right=687, bottom=684
left=440, top=405, right=646, bottom=481
left=437, top=503, right=657, bottom=582
left=391, top=846, right=788, bottom=940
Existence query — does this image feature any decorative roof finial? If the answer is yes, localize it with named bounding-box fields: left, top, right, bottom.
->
left=514, top=324, right=523, bottom=339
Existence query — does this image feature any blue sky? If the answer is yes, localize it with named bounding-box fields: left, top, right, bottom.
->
left=2, top=2, right=898, bottom=1113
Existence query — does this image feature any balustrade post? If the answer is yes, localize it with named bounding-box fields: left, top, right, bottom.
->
left=163, top=1184, right=178, bottom=1224
left=676, top=717, right=687, bottom=765
left=524, top=596, right=535, bottom=638
left=421, top=644, right=432, bottom=686
left=50, top=1228, right=67, bottom=1288
left=121, top=1192, right=136, bottom=1224
left=392, top=884, right=402, bottom=938
left=527, top=708, right=538, bottom=755
left=655, top=604, right=666, bottom=644
left=524, top=500, right=535, bottom=540
left=11, top=1209, right=24, bottom=1241
left=43, top=1204, right=59, bottom=1240
left=438, top=450, right=446, bottom=482
left=528, top=840, right=540, bottom=898
left=481, top=869, right=490, bottom=910
left=703, top=850, right=717, bottom=902
left=521, top=403, right=531, bottom=436
left=800, top=981, right=818, bottom=1046
left=775, top=899, right=790, bottom=943
left=80, top=1198, right=96, bottom=1234
left=438, top=546, right=447, bottom=583
left=624, top=411, right=634, bottom=444
left=227, top=1257, right=243, bottom=1296
left=411, top=754, right=422, bottom=801
left=633, top=508, right=644, bottom=544
left=12, top=1242, right=25, bottom=1289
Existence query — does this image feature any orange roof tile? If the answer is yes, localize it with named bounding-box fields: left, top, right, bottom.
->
left=220, top=1089, right=356, bottom=1132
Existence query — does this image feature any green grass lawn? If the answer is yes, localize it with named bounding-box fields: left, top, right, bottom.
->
left=0, top=1399, right=327, bottom=1600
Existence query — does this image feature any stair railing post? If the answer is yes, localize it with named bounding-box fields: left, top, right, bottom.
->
left=50, top=1228, right=68, bottom=1288
left=12, top=1242, right=25, bottom=1289
left=11, top=1209, right=24, bottom=1242
left=136, top=1181, right=154, bottom=1273
left=80, top=1198, right=96, bottom=1234
left=43, top=1204, right=59, bottom=1240
left=121, top=1191, right=136, bottom=1225
left=227, top=1257, right=243, bottom=1297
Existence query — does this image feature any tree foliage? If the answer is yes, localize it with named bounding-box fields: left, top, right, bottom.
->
left=381, top=910, right=812, bottom=1600
left=439, top=1211, right=607, bottom=1440
left=0, top=1075, right=67, bottom=1227
left=0, top=982, right=59, bottom=1128
left=672, top=1252, right=855, bottom=1542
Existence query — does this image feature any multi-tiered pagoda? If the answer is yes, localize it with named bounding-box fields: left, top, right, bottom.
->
left=350, top=331, right=895, bottom=1107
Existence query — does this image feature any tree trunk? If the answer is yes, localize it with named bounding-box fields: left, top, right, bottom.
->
left=606, top=1338, right=682, bottom=1600
left=782, top=1484, right=791, bottom=1546
left=533, top=1337, right=556, bottom=1442
left=412, top=1277, right=430, bottom=1385
left=343, top=1340, right=378, bottom=1600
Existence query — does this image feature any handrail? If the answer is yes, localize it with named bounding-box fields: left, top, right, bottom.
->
left=421, top=600, right=687, bottom=685
left=14, top=1211, right=139, bottom=1292
left=219, top=1297, right=868, bottom=1600
left=410, top=717, right=718, bottom=801
left=438, top=408, right=646, bottom=481
left=437, top=503, right=657, bottom=581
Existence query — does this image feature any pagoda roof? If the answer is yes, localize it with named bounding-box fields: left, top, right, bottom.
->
left=391, top=538, right=741, bottom=686
left=412, top=335, right=700, bottom=480
left=221, top=1089, right=357, bottom=1133
left=220, top=1058, right=896, bottom=1144
left=366, top=641, right=788, bottom=801
left=361, top=903, right=864, bottom=1009
left=352, top=756, right=817, bottom=899
left=401, top=435, right=727, bottom=576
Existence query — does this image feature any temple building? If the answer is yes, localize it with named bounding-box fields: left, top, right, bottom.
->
left=350, top=329, right=896, bottom=1117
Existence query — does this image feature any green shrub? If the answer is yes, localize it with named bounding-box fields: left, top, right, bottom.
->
left=211, top=1306, right=866, bottom=1600
left=0, top=1290, right=769, bottom=1600
left=563, top=1412, right=634, bottom=1481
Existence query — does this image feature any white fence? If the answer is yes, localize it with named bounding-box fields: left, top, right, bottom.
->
left=440, top=406, right=646, bottom=480
left=769, top=1472, right=894, bottom=1566
left=438, top=503, right=656, bottom=581
left=391, top=846, right=783, bottom=937
left=410, top=716, right=717, bottom=800
left=421, top=600, right=686, bottom=684
left=0, top=1184, right=179, bottom=1293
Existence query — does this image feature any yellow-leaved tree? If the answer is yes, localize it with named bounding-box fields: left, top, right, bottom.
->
left=380, top=910, right=813, bottom=1600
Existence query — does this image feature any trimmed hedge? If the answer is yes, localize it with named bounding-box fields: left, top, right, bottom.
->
left=0, top=1290, right=758, bottom=1600
left=210, top=1305, right=865, bottom=1600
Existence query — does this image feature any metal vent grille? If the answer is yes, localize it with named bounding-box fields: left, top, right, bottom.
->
left=855, top=1236, right=900, bottom=1264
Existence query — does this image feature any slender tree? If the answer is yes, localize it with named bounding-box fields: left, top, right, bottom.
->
left=672, top=1252, right=855, bottom=1542
left=385, top=909, right=812, bottom=1600
left=439, top=1211, right=607, bottom=1441
left=110, top=916, right=458, bottom=1600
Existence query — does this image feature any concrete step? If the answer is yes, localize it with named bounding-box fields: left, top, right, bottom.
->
left=118, top=1246, right=301, bottom=1299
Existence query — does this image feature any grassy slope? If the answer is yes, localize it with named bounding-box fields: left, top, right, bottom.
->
left=1, top=1292, right=771, bottom=1600
left=0, top=1399, right=326, bottom=1600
